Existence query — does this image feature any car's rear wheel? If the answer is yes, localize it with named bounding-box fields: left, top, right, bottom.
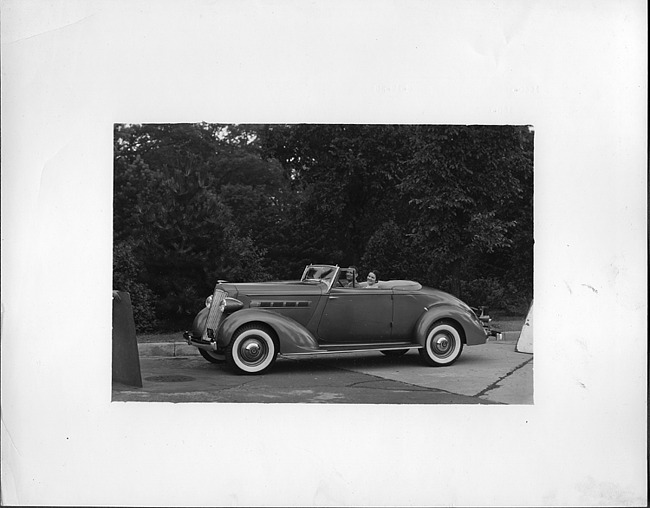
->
left=226, top=324, right=278, bottom=375
left=380, top=349, right=409, bottom=357
left=419, top=320, right=464, bottom=366
left=199, top=348, right=225, bottom=364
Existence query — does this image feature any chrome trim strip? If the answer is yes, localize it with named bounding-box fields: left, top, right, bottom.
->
left=281, top=345, right=422, bottom=357
left=250, top=300, right=312, bottom=308
left=324, top=342, right=417, bottom=348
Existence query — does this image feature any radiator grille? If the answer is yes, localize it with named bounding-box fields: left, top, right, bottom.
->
left=202, top=289, right=227, bottom=341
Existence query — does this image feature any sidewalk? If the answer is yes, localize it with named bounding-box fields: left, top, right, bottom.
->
left=123, top=338, right=533, bottom=405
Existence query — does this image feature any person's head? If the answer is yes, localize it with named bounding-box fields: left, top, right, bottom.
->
left=346, top=266, right=358, bottom=282
left=366, top=270, right=379, bottom=286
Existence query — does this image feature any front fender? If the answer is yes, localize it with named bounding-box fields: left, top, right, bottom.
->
left=415, top=304, right=487, bottom=346
left=217, top=309, right=320, bottom=354
left=190, top=306, right=210, bottom=337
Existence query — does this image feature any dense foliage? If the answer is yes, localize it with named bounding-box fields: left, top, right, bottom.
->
left=114, top=123, right=533, bottom=331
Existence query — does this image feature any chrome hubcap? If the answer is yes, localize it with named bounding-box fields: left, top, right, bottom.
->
left=435, top=336, right=450, bottom=350
left=240, top=337, right=267, bottom=364
left=430, top=331, right=455, bottom=357
left=245, top=342, right=260, bottom=355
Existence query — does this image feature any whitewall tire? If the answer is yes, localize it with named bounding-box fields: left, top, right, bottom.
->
left=419, top=320, right=464, bottom=366
left=226, top=325, right=278, bottom=375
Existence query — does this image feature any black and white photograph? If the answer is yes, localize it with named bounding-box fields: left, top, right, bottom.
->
left=111, top=123, right=535, bottom=404
left=1, top=0, right=646, bottom=506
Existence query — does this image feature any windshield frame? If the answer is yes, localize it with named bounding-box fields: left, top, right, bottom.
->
left=300, top=264, right=340, bottom=291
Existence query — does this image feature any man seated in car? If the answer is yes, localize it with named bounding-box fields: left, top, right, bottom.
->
left=341, top=266, right=359, bottom=287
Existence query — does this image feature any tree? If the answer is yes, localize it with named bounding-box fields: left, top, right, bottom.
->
left=258, top=124, right=412, bottom=265
left=262, top=124, right=533, bottom=309
left=114, top=122, right=534, bottom=330
left=114, top=123, right=276, bottom=328
left=397, top=125, right=533, bottom=306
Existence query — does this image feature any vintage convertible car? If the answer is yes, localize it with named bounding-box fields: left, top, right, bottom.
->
left=183, top=265, right=489, bottom=374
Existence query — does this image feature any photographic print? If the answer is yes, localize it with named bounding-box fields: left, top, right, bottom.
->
left=2, top=1, right=645, bottom=505
left=111, top=123, right=534, bottom=404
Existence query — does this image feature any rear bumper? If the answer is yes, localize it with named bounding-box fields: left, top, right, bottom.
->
left=183, top=331, right=219, bottom=352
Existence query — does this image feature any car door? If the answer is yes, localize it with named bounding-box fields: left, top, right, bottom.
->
left=316, top=287, right=393, bottom=343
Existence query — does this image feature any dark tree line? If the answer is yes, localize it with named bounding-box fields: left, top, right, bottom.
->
left=113, top=123, right=533, bottom=331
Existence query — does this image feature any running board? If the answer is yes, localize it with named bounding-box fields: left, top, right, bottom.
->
left=281, top=343, right=422, bottom=357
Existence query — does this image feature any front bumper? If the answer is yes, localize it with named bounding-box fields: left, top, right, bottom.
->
left=183, top=331, right=220, bottom=352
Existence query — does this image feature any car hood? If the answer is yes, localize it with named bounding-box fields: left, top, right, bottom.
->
left=225, top=281, right=325, bottom=297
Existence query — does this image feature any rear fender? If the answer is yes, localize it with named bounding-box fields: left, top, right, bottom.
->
left=415, top=304, right=487, bottom=346
left=218, top=309, right=320, bottom=354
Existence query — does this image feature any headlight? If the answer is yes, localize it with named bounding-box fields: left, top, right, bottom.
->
left=219, top=298, right=227, bottom=312
left=205, top=295, right=213, bottom=308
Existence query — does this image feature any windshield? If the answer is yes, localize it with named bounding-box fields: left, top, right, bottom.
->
left=300, top=265, right=338, bottom=284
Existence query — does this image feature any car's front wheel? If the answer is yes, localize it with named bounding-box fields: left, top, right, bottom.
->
left=226, top=324, right=278, bottom=375
left=419, top=320, right=464, bottom=366
left=199, top=348, right=225, bottom=364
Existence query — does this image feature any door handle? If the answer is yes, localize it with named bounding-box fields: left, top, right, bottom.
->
left=329, top=296, right=339, bottom=300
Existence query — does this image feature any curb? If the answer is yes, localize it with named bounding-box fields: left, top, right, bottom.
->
left=138, top=342, right=199, bottom=357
